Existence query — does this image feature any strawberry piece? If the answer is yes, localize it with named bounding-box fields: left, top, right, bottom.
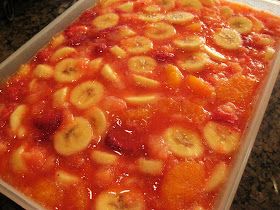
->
left=79, top=9, right=98, bottom=23
left=104, top=119, right=144, bottom=155
left=35, top=48, right=51, bottom=63
left=4, top=79, right=28, bottom=102
left=65, top=25, right=88, bottom=46
left=154, top=51, right=175, bottom=63
left=213, top=102, right=239, bottom=123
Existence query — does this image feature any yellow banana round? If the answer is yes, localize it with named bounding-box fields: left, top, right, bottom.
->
left=205, top=162, right=228, bottom=192
left=132, top=74, right=160, bottom=88
left=164, top=126, right=204, bottom=158
left=165, top=11, right=194, bottom=24
left=138, top=13, right=165, bottom=22
left=92, top=13, right=119, bottom=30
left=178, top=52, right=210, bottom=72
left=54, top=117, right=93, bottom=156
left=228, top=16, right=253, bottom=34
left=145, top=22, right=176, bottom=40
left=213, top=28, right=243, bottom=50
left=95, top=190, right=145, bottom=210
left=180, top=0, right=203, bottom=9
left=70, top=81, right=104, bottom=109
left=84, top=107, right=107, bottom=138
left=203, top=121, right=240, bottom=154
left=128, top=56, right=157, bottom=74
left=122, top=36, right=153, bottom=54
left=173, top=35, right=203, bottom=50
left=156, top=0, right=175, bottom=10
left=54, top=58, right=82, bottom=83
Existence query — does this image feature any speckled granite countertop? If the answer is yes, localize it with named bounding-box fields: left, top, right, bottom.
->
left=0, top=0, right=279, bottom=209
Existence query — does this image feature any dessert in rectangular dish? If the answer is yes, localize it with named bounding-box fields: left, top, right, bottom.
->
left=0, top=0, right=280, bottom=209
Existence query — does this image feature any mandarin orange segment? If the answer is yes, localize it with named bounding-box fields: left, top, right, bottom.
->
left=186, top=75, right=216, bottom=99
left=165, top=64, right=184, bottom=88
left=161, top=161, right=206, bottom=209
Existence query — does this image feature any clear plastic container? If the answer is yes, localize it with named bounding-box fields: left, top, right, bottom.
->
left=0, top=0, right=279, bottom=209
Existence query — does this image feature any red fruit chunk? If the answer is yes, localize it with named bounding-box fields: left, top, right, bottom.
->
left=213, top=102, right=239, bottom=123
left=4, top=79, right=28, bottom=102
left=104, top=120, right=144, bottom=155
left=65, top=25, right=88, bottom=46
left=79, top=9, right=98, bottom=23
left=35, top=48, right=51, bottom=63
left=154, top=51, right=175, bottom=63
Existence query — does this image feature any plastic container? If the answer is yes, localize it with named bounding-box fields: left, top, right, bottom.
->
left=0, top=0, right=279, bottom=209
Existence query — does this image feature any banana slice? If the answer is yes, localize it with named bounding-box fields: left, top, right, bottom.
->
left=213, top=28, right=243, bottom=50
left=117, top=26, right=136, bottom=39
left=84, top=107, right=107, bottom=137
left=251, top=16, right=264, bottom=32
left=10, top=105, right=27, bottom=134
left=54, top=58, right=82, bottom=83
left=117, top=2, right=134, bottom=12
left=50, top=47, right=77, bottom=62
left=110, top=45, right=127, bottom=58
left=56, top=170, right=80, bottom=186
left=101, top=64, right=123, bottom=88
left=156, top=0, right=175, bottom=10
left=122, top=36, right=153, bottom=54
left=165, top=11, right=194, bottom=24
left=144, top=5, right=161, bottom=13
left=180, top=0, right=203, bottom=9
left=178, top=52, right=210, bottom=72
left=137, top=158, right=163, bottom=176
left=255, top=34, right=275, bottom=46
left=165, top=64, right=184, bottom=87
left=132, top=74, right=160, bottom=88
left=92, top=13, right=119, bottom=30
left=100, top=0, right=119, bottom=8
left=53, top=87, right=69, bottom=107
left=125, top=95, right=159, bottom=105
left=145, top=22, right=176, bottom=40
left=263, top=46, right=276, bottom=61
left=89, top=58, right=103, bottom=72
left=70, top=81, right=104, bottom=109
left=128, top=56, right=156, bottom=74
left=51, top=34, right=65, bottom=48
left=163, top=126, right=204, bottom=158
left=228, top=16, right=253, bottom=34
left=54, top=117, right=93, bottom=156
left=203, top=45, right=226, bottom=61
left=95, top=190, right=145, bottom=210
left=200, top=0, right=217, bottom=6
left=220, top=6, right=234, bottom=19
left=33, top=64, right=53, bottom=79
left=203, top=121, right=240, bottom=154
left=138, top=13, right=164, bottom=22
left=91, top=150, right=118, bottom=165
left=173, top=36, right=203, bottom=50
left=18, top=64, right=31, bottom=76
left=10, top=146, right=27, bottom=173
left=205, top=162, right=228, bottom=192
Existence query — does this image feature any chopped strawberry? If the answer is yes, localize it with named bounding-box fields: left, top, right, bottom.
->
left=65, top=25, right=88, bottom=46
left=154, top=51, right=175, bottom=63
left=104, top=119, right=145, bottom=155
left=79, top=9, right=98, bottom=23
left=212, top=102, right=239, bottom=123
left=35, top=48, right=52, bottom=63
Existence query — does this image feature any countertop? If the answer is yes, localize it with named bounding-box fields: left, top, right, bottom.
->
left=0, top=0, right=279, bottom=209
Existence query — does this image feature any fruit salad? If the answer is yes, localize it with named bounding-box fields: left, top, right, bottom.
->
left=0, top=0, right=280, bottom=209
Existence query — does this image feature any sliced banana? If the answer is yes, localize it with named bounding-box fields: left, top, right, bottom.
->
left=110, top=45, right=127, bottom=58
left=128, top=56, right=156, bottom=74
left=91, top=150, right=118, bottom=165
left=156, top=0, right=175, bottom=10
left=137, top=158, right=163, bottom=176
left=255, top=34, right=275, bottom=46
left=122, top=36, right=153, bottom=54
left=54, top=58, right=82, bottom=83
left=70, top=81, right=104, bottom=109
left=163, top=126, right=204, bottom=158
left=145, top=22, right=176, bottom=40
left=101, top=64, right=123, bottom=88
left=228, top=16, right=253, bottom=34
left=138, top=13, right=164, bottom=22
left=56, top=170, right=80, bottom=186
left=203, top=121, right=240, bottom=154
left=100, top=0, right=119, bottom=8
left=53, top=87, right=69, bottom=107
left=85, top=107, right=107, bottom=137
left=203, top=45, right=226, bottom=61
left=54, top=117, right=93, bottom=156
left=33, top=64, right=53, bottom=79
left=132, top=74, right=160, bottom=88
left=200, top=0, right=217, bottom=6
left=117, top=26, right=136, bottom=39
left=18, top=64, right=31, bottom=76
left=95, top=190, right=145, bottom=210
left=213, top=28, right=243, bottom=50
left=10, top=105, right=27, bottom=137
left=165, top=64, right=184, bottom=87
left=89, top=58, right=103, bottom=72
left=205, top=162, right=228, bottom=192
left=180, top=0, right=203, bottom=9
left=10, top=146, right=27, bottom=173
left=117, top=2, right=134, bottom=12
left=92, top=13, right=119, bottom=30
left=178, top=52, right=210, bottom=72
left=263, top=46, right=276, bottom=61
left=251, top=16, right=264, bottom=32
left=173, top=35, right=203, bottom=50
left=144, top=5, right=161, bottom=13
left=125, top=95, right=159, bottom=105
left=50, top=47, right=77, bottom=62
left=165, top=11, right=194, bottom=24
left=220, top=6, right=234, bottom=18
left=51, top=34, right=65, bottom=48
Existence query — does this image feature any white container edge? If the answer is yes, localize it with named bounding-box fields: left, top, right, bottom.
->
left=0, top=0, right=279, bottom=210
